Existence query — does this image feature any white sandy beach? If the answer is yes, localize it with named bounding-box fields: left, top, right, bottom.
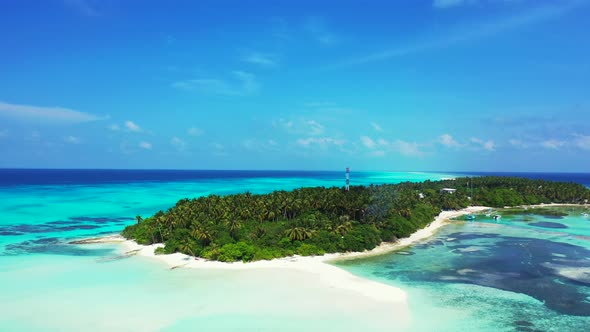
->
left=106, top=206, right=491, bottom=309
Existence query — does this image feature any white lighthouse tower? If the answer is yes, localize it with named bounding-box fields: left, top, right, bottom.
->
left=345, top=167, right=350, bottom=191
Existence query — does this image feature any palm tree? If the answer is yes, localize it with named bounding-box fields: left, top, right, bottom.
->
left=179, top=239, right=195, bottom=256
left=135, top=215, right=143, bottom=224
left=191, top=225, right=213, bottom=245
left=226, top=219, right=241, bottom=239
left=284, top=226, right=314, bottom=241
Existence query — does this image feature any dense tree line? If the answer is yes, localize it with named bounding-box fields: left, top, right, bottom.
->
left=122, top=176, right=590, bottom=262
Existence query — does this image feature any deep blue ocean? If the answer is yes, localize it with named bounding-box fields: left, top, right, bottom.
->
left=1, top=169, right=589, bottom=187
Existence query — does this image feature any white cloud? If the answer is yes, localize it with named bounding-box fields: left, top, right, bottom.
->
left=304, top=17, right=338, bottom=45
left=173, top=71, right=260, bottom=96
left=339, top=2, right=581, bottom=66
left=307, top=120, right=325, bottom=135
left=64, top=136, right=81, bottom=144
left=297, top=137, right=345, bottom=148
left=242, top=139, right=280, bottom=152
left=30, top=131, right=41, bottom=141
left=366, top=138, right=424, bottom=157
left=377, top=138, right=388, bottom=146
left=139, top=141, right=152, bottom=150
left=370, top=122, right=383, bottom=132
left=573, top=134, right=590, bottom=150
left=273, top=118, right=294, bottom=131
left=433, top=0, right=467, bottom=9
left=242, top=52, right=278, bottom=66
left=108, top=124, right=120, bottom=131
left=509, top=139, right=528, bottom=148
left=360, top=136, right=377, bottom=149
left=125, top=121, right=141, bottom=132
left=63, top=0, right=100, bottom=16
left=392, top=140, right=424, bottom=156
left=0, top=101, right=105, bottom=124
left=471, top=137, right=496, bottom=151
left=369, top=150, right=386, bottom=157
left=439, top=134, right=462, bottom=148
left=541, top=139, right=567, bottom=150
left=171, top=137, right=187, bottom=151
left=275, top=118, right=326, bottom=136
left=187, top=127, right=203, bottom=136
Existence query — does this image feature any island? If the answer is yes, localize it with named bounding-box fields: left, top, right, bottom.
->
left=122, top=176, right=590, bottom=262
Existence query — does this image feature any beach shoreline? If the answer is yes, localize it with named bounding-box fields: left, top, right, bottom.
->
left=79, top=205, right=491, bottom=307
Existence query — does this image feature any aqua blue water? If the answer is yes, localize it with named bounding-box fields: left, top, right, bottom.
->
left=0, top=170, right=453, bottom=332
left=2, top=170, right=590, bottom=331
left=336, top=208, right=590, bottom=331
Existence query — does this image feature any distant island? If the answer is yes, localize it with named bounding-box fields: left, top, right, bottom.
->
left=122, top=177, right=590, bottom=262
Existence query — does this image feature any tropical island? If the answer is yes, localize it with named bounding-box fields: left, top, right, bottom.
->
left=122, top=176, right=590, bottom=262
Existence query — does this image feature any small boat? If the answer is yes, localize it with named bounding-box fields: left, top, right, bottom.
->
left=582, top=213, right=589, bottom=218
left=493, top=215, right=502, bottom=221
left=485, top=213, right=491, bottom=217
left=466, top=215, right=476, bottom=221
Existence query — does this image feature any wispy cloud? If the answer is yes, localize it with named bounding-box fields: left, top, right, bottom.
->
left=125, top=121, right=141, bottom=132
left=541, top=139, right=567, bottom=150
left=509, top=139, right=529, bottom=148
left=339, top=1, right=582, bottom=66
left=362, top=136, right=425, bottom=157
left=187, top=127, right=203, bottom=136
left=64, top=136, right=81, bottom=144
left=210, top=143, right=228, bottom=156
left=241, top=52, right=278, bottom=67
left=0, top=101, right=106, bottom=124
left=307, top=120, right=325, bottom=136
left=573, top=134, right=590, bottom=150
left=433, top=0, right=469, bottom=9
left=370, top=122, right=383, bottom=132
left=173, top=71, right=260, bottom=96
left=297, top=137, right=345, bottom=148
left=275, top=118, right=325, bottom=136
left=242, top=139, right=280, bottom=152
left=394, top=140, right=424, bottom=156
left=360, top=136, right=377, bottom=149
left=170, top=137, right=187, bottom=151
left=471, top=137, right=496, bottom=151
left=139, top=141, right=152, bottom=150
left=304, top=17, right=338, bottom=45
left=63, top=0, right=100, bottom=16
left=439, top=134, right=463, bottom=148
left=108, top=124, right=120, bottom=131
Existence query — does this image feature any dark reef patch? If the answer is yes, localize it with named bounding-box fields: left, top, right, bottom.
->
left=529, top=222, right=568, bottom=229
left=0, top=231, right=24, bottom=236
left=379, top=233, right=590, bottom=316
left=0, top=216, right=133, bottom=235
left=542, top=215, right=565, bottom=220
left=3, top=237, right=114, bottom=256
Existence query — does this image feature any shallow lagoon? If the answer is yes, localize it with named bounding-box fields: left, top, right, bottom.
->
left=0, top=171, right=445, bottom=332
left=2, top=171, right=590, bottom=331
left=336, top=208, right=590, bottom=331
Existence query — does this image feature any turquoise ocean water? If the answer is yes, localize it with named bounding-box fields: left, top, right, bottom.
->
left=1, top=170, right=590, bottom=331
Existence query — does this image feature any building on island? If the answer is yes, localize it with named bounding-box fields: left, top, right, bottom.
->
left=345, top=167, right=350, bottom=191
left=440, top=188, right=457, bottom=194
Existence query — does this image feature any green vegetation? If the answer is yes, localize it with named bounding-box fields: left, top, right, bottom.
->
left=122, top=176, right=590, bottom=262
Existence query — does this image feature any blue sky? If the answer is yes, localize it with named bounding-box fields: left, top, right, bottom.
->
left=0, top=0, right=589, bottom=171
